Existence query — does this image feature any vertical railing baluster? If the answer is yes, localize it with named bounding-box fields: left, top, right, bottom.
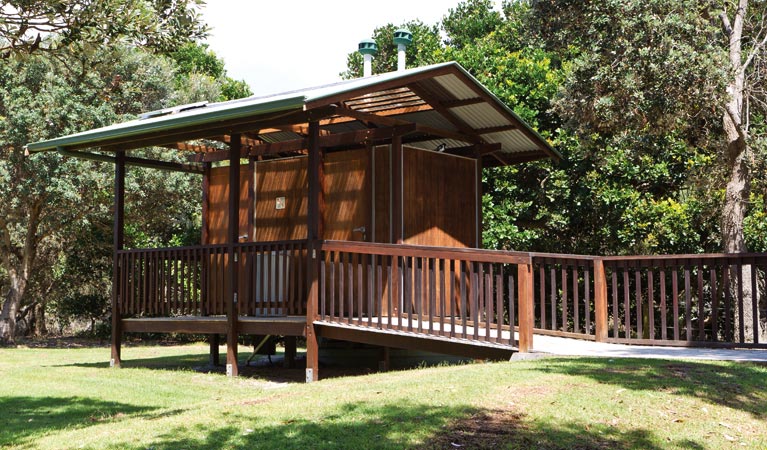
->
left=338, top=252, right=345, bottom=323
left=684, top=264, right=692, bottom=341
left=562, top=265, right=568, bottom=333
left=573, top=264, right=579, bottom=334
left=550, top=267, right=557, bottom=332
left=496, top=270, right=503, bottom=343
left=539, top=264, right=546, bottom=329
left=429, top=258, right=436, bottom=334
left=648, top=268, right=655, bottom=341
left=485, top=264, right=493, bottom=342
left=611, top=268, right=618, bottom=338
left=377, top=255, right=383, bottom=330
left=672, top=265, right=679, bottom=341
left=508, top=273, right=516, bottom=346
left=635, top=268, right=642, bottom=339
left=751, top=262, right=759, bottom=345
left=724, top=265, right=732, bottom=342
left=585, top=264, right=591, bottom=335
left=367, top=254, right=374, bottom=326
left=621, top=267, right=629, bottom=339
left=697, top=260, right=705, bottom=341
left=737, top=262, right=744, bottom=343
left=660, top=264, right=667, bottom=341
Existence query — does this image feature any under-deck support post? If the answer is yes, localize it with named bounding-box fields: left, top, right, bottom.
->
left=305, top=120, right=324, bottom=382
left=593, top=258, right=609, bottom=342
left=226, top=134, right=241, bottom=377
left=283, top=336, right=297, bottom=368
left=517, top=261, right=534, bottom=352
left=209, top=334, right=221, bottom=366
left=111, top=150, right=126, bottom=368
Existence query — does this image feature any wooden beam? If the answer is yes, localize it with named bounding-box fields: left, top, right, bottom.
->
left=492, top=150, right=550, bottom=166
left=476, top=124, right=517, bottom=135
left=226, top=134, right=241, bottom=377
left=58, top=148, right=205, bottom=173
left=407, top=82, right=485, bottom=144
left=303, top=64, right=455, bottom=110
left=162, top=142, right=220, bottom=153
left=111, top=150, right=125, bottom=369
left=449, top=69, right=560, bottom=161
left=192, top=124, right=418, bottom=162
left=442, top=97, right=484, bottom=108
left=87, top=108, right=336, bottom=153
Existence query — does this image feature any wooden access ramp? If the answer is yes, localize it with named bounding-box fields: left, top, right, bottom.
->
left=313, top=317, right=518, bottom=361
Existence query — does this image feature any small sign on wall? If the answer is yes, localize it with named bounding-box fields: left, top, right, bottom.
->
left=275, top=196, right=286, bottom=210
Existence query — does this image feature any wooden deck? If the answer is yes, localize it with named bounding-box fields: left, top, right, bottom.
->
left=122, top=316, right=306, bottom=336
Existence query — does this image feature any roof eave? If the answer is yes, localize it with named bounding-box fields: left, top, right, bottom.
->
left=25, top=95, right=307, bottom=153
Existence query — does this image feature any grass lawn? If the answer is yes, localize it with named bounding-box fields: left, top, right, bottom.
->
left=0, top=341, right=765, bottom=449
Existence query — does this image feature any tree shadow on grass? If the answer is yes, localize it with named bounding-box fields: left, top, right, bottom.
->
left=59, top=351, right=378, bottom=382
left=531, top=357, right=767, bottom=418
left=0, top=396, right=165, bottom=447
left=112, top=401, right=680, bottom=450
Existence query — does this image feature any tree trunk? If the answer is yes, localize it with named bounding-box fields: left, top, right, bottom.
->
left=720, top=0, right=766, bottom=343
left=0, top=276, right=25, bottom=345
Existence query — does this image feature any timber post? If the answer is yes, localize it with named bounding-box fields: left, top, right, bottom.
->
left=391, top=135, right=403, bottom=317
left=305, top=120, right=324, bottom=382
left=226, top=134, right=241, bottom=377
left=593, top=258, right=609, bottom=342
left=517, top=261, right=534, bottom=352
left=111, top=150, right=125, bottom=368
left=201, top=161, right=219, bottom=364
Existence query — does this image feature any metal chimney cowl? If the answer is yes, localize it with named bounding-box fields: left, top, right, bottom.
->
left=393, top=28, right=413, bottom=72
left=358, top=39, right=378, bottom=77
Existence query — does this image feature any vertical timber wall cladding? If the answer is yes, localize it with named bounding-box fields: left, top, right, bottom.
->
left=402, top=147, right=476, bottom=248
left=254, top=157, right=308, bottom=242
left=208, top=165, right=250, bottom=244
left=324, top=149, right=370, bottom=241
left=206, top=147, right=476, bottom=248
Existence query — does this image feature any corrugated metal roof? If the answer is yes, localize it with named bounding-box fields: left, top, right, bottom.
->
left=26, top=61, right=560, bottom=162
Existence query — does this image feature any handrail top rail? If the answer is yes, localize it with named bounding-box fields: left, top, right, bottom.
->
left=117, top=239, right=308, bottom=254
left=530, top=252, right=601, bottom=261
left=600, top=252, right=767, bottom=262
left=320, top=240, right=532, bottom=264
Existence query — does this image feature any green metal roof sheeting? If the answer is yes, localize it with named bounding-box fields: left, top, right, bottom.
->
left=26, top=61, right=558, bottom=160
left=25, top=95, right=306, bottom=152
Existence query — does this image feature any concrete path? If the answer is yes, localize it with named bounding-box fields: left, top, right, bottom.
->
left=529, top=334, right=767, bottom=362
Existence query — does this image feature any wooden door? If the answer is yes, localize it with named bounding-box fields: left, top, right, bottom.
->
left=323, top=149, right=370, bottom=242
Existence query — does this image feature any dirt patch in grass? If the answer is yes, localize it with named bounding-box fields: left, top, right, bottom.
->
left=421, top=407, right=527, bottom=449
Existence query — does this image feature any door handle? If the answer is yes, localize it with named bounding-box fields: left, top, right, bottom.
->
left=352, top=226, right=366, bottom=241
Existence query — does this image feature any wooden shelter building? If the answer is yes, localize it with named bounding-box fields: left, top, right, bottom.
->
left=27, top=62, right=560, bottom=380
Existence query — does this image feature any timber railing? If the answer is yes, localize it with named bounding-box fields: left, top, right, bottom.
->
left=315, top=241, right=534, bottom=349
left=530, top=254, right=599, bottom=340
left=116, top=240, right=308, bottom=318
left=601, top=254, right=766, bottom=347
left=116, top=240, right=766, bottom=351
left=529, top=252, right=767, bottom=348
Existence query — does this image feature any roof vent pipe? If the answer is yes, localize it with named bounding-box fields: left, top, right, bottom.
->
left=358, top=39, right=378, bottom=77
left=393, top=29, right=413, bottom=71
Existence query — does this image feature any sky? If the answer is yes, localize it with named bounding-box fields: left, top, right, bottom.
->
left=201, top=1, right=502, bottom=96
